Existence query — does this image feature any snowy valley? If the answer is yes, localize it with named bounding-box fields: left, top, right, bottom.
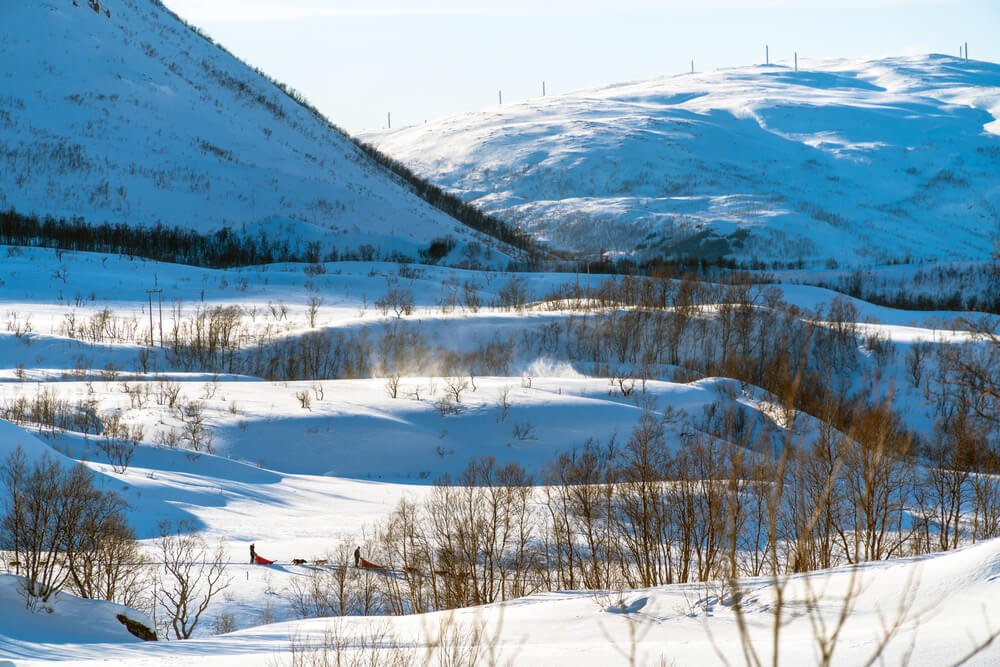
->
left=1, top=1, right=1000, bottom=666
left=0, top=245, right=997, bottom=665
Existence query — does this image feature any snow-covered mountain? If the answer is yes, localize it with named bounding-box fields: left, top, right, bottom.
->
left=372, top=55, right=1000, bottom=267
left=0, top=0, right=513, bottom=264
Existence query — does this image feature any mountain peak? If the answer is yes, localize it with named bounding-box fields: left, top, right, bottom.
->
left=0, top=0, right=513, bottom=265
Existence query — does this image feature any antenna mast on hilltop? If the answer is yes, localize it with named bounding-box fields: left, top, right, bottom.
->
left=765, top=44, right=769, bottom=65
left=542, top=81, right=546, bottom=96
left=794, top=52, right=798, bottom=72
left=387, top=112, right=391, bottom=129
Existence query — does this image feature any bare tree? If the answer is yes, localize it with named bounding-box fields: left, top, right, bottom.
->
left=180, top=401, right=214, bottom=453
left=307, top=296, right=324, bottom=328
left=443, top=377, right=470, bottom=404
left=376, top=287, right=415, bottom=319
left=940, top=320, right=1000, bottom=427
left=67, top=512, right=147, bottom=608
left=496, top=385, right=512, bottom=423
left=155, top=521, right=230, bottom=639
left=287, top=544, right=362, bottom=619
left=1, top=448, right=129, bottom=606
left=385, top=374, right=401, bottom=399
left=96, top=412, right=143, bottom=474
left=609, top=369, right=636, bottom=397
left=905, top=340, right=931, bottom=388
left=495, top=276, right=529, bottom=312
left=296, top=389, right=313, bottom=410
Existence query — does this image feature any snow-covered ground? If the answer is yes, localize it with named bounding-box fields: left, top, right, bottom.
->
left=0, top=247, right=997, bottom=664
left=4, top=4, right=998, bottom=664
left=371, top=55, right=1000, bottom=266
left=3, top=508, right=1000, bottom=665
left=0, top=0, right=512, bottom=265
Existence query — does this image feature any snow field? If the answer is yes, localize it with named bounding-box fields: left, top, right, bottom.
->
left=0, top=247, right=997, bottom=664
left=4, top=537, right=1000, bottom=665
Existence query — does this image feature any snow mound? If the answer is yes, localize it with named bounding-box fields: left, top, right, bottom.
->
left=372, top=54, right=1000, bottom=267
left=0, top=574, right=153, bottom=652
left=0, top=419, right=68, bottom=466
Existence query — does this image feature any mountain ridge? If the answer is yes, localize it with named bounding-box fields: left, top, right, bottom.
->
left=0, top=0, right=528, bottom=266
left=371, top=54, right=1000, bottom=267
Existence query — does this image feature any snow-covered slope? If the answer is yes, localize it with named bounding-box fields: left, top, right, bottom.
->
left=0, top=246, right=997, bottom=661
left=0, top=0, right=509, bottom=263
left=372, top=55, right=1000, bottom=266
left=7, top=538, right=1000, bottom=665
left=0, top=573, right=153, bottom=652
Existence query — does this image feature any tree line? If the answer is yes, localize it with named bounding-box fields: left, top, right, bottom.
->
left=16, top=270, right=997, bottom=470
left=3, top=403, right=997, bottom=631
left=0, top=447, right=230, bottom=640
left=0, top=208, right=420, bottom=268
left=284, top=399, right=1000, bottom=618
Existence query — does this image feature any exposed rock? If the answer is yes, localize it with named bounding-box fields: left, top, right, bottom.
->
left=116, top=613, right=157, bottom=641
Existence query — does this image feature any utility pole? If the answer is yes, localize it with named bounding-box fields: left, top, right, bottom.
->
left=387, top=112, right=391, bottom=129
left=691, top=60, right=694, bottom=74
left=794, top=52, right=798, bottom=72
left=542, top=80, right=546, bottom=96
left=152, top=579, right=157, bottom=634
left=499, top=90, right=503, bottom=105
left=765, top=44, right=769, bottom=65
left=157, top=289, right=164, bottom=349
left=965, top=42, right=969, bottom=61
left=146, top=287, right=163, bottom=348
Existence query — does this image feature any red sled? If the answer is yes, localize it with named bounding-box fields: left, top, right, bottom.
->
left=359, top=558, right=384, bottom=570
left=254, top=554, right=275, bottom=565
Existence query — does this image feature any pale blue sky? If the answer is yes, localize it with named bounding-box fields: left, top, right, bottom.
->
left=162, top=0, right=999, bottom=133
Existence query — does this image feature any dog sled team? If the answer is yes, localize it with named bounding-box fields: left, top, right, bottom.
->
left=249, top=543, right=383, bottom=570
